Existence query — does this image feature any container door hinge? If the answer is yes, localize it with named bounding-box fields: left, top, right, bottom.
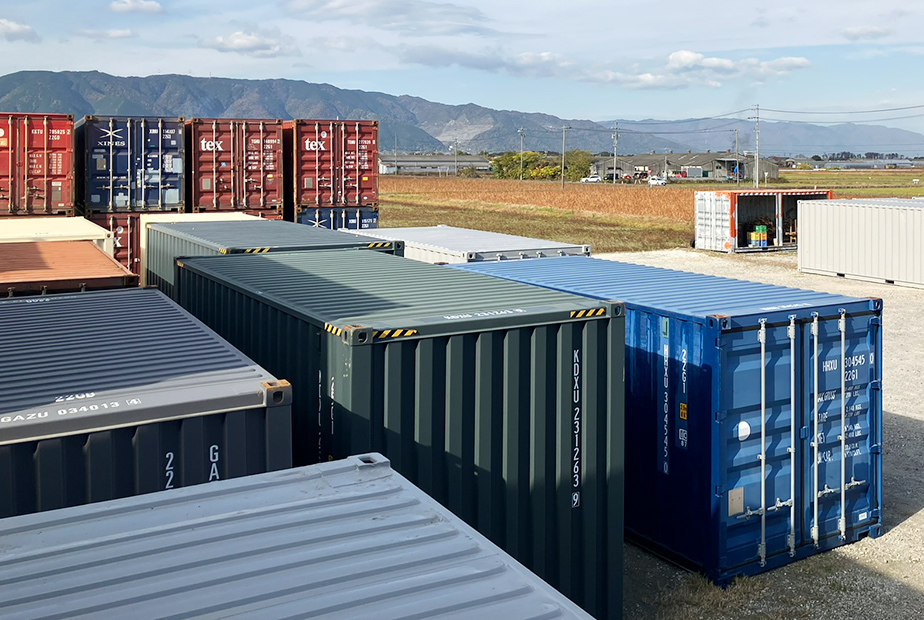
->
left=714, top=485, right=724, bottom=496
left=800, top=426, right=810, bottom=439
left=868, top=317, right=882, bottom=327
left=870, top=444, right=882, bottom=455
left=871, top=509, right=882, bottom=519
left=869, top=380, right=882, bottom=391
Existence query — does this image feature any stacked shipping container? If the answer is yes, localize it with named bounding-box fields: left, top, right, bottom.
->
left=0, top=113, right=75, bottom=216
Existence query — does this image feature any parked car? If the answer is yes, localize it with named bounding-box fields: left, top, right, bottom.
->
left=648, top=176, right=667, bottom=186
left=580, top=174, right=601, bottom=183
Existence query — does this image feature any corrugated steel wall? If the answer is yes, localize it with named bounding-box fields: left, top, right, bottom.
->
left=799, top=198, right=924, bottom=288
left=0, top=113, right=75, bottom=216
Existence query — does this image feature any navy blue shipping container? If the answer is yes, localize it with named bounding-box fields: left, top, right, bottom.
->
left=75, top=116, right=185, bottom=212
left=296, top=206, right=379, bottom=230
left=455, top=256, right=883, bottom=584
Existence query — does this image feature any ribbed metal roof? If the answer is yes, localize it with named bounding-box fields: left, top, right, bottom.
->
left=454, top=256, right=869, bottom=320
left=0, top=454, right=591, bottom=619
left=178, top=250, right=608, bottom=330
left=149, top=220, right=393, bottom=251
left=0, top=288, right=280, bottom=441
left=0, top=241, right=136, bottom=292
left=350, top=225, right=589, bottom=254
left=805, top=198, right=924, bottom=208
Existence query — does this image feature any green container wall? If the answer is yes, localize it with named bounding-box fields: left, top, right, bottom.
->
left=175, top=250, right=625, bottom=619
left=145, top=219, right=402, bottom=298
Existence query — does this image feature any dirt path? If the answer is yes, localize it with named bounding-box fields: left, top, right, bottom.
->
left=593, top=249, right=924, bottom=619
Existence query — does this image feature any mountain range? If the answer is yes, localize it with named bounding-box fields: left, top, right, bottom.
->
left=2, top=70, right=923, bottom=157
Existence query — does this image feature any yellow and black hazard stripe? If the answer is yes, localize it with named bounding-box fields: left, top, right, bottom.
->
left=324, top=323, right=344, bottom=337
left=570, top=307, right=607, bottom=319
left=243, top=247, right=272, bottom=253
left=366, top=242, right=392, bottom=249
left=373, top=328, right=419, bottom=339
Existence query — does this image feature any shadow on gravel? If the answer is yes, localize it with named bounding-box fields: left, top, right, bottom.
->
left=881, top=409, right=924, bottom=531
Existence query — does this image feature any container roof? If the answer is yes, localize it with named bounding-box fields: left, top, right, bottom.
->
left=0, top=241, right=133, bottom=288
left=350, top=225, right=589, bottom=254
left=178, top=250, right=610, bottom=333
left=454, top=256, right=874, bottom=322
left=149, top=220, right=393, bottom=252
left=807, top=198, right=924, bottom=208
left=0, top=288, right=279, bottom=439
left=0, top=217, right=111, bottom=242
left=0, top=454, right=591, bottom=619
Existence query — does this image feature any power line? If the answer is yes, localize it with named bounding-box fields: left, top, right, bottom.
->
left=761, top=112, right=924, bottom=124
left=619, top=109, right=751, bottom=125
left=762, top=104, right=924, bottom=115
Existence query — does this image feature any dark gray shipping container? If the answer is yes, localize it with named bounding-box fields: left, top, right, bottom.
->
left=0, top=288, right=292, bottom=518
left=146, top=219, right=402, bottom=297
left=0, top=454, right=593, bottom=619
left=175, top=250, right=625, bottom=619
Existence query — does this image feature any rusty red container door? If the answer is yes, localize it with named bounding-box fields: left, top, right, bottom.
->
left=186, top=119, right=284, bottom=213
left=288, top=120, right=378, bottom=211
left=0, top=113, right=75, bottom=216
left=341, top=120, right=378, bottom=207
left=86, top=212, right=142, bottom=273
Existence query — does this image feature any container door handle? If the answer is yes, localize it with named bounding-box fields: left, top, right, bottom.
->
left=758, top=318, right=768, bottom=567
left=838, top=309, right=848, bottom=540
left=811, top=312, right=820, bottom=547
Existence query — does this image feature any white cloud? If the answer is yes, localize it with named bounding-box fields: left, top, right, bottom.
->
left=110, top=0, right=164, bottom=13
left=285, top=0, right=499, bottom=36
left=75, top=29, right=135, bottom=40
left=201, top=29, right=300, bottom=58
left=593, top=51, right=811, bottom=89
left=399, top=46, right=578, bottom=79
left=0, top=18, right=39, bottom=43
left=841, top=26, right=891, bottom=41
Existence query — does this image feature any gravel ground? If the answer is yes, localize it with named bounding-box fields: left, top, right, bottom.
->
left=592, top=249, right=924, bottom=619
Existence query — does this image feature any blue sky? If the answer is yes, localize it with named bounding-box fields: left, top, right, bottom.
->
left=2, top=0, right=923, bottom=136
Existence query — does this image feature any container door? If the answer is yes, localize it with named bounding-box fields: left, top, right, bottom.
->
left=694, top=193, right=730, bottom=251
left=238, top=121, right=282, bottom=210
left=86, top=118, right=131, bottom=210
left=801, top=311, right=881, bottom=550
left=139, top=119, right=182, bottom=209
left=721, top=318, right=799, bottom=573
left=339, top=121, right=378, bottom=207
left=294, top=121, right=337, bottom=209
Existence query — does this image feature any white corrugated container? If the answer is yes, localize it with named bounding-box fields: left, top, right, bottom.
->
left=798, top=197, right=924, bottom=288
left=695, top=190, right=832, bottom=252
left=138, top=212, right=260, bottom=285
left=348, top=225, right=591, bottom=263
left=0, top=453, right=593, bottom=619
left=0, top=216, right=114, bottom=256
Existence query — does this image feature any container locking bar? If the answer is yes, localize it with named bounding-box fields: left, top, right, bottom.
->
left=757, top=318, right=768, bottom=567
left=838, top=309, right=847, bottom=540
left=811, top=312, right=820, bottom=547
left=787, top=315, right=797, bottom=557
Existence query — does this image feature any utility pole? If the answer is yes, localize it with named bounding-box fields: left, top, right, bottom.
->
left=735, top=128, right=739, bottom=187
left=394, top=133, right=398, bottom=174
left=560, top=125, right=570, bottom=189
left=612, top=123, right=618, bottom=184
left=749, top=104, right=760, bottom=188
left=451, top=140, right=458, bottom=175
left=518, top=128, right=525, bottom=181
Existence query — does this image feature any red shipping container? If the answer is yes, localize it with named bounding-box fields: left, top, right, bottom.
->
left=0, top=113, right=75, bottom=216
left=87, top=212, right=142, bottom=273
left=285, top=120, right=378, bottom=212
left=186, top=119, right=284, bottom=213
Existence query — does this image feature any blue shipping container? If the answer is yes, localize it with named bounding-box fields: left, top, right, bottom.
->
left=296, top=206, right=378, bottom=230
left=455, top=256, right=883, bottom=583
left=75, top=116, right=185, bottom=211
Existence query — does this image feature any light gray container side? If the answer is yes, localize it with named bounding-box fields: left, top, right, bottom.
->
left=0, top=454, right=593, bottom=620
left=0, top=288, right=292, bottom=518
left=348, top=225, right=591, bottom=263
left=146, top=219, right=402, bottom=298
left=175, top=250, right=625, bottom=620
left=798, top=198, right=924, bottom=288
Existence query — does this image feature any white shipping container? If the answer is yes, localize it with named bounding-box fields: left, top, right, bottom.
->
left=138, top=211, right=260, bottom=285
left=798, top=198, right=924, bottom=288
left=0, top=216, right=114, bottom=256
left=348, top=224, right=591, bottom=263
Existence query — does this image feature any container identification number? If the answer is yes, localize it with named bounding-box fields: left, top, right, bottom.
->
left=572, top=348, right=582, bottom=508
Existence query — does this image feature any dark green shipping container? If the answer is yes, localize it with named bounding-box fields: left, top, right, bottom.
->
left=175, top=250, right=625, bottom=619
left=146, top=219, right=402, bottom=297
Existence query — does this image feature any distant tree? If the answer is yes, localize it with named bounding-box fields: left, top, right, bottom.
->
left=811, top=155, right=823, bottom=162
left=563, top=150, right=595, bottom=182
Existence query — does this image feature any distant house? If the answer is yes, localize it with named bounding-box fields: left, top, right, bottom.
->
left=591, top=152, right=779, bottom=180
left=379, top=154, right=491, bottom=175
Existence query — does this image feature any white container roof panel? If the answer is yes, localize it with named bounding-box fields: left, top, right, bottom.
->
left=0, top=454, right=592, bottom=619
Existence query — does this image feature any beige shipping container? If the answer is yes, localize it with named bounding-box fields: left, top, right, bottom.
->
left=0, top=216, right=114, bottom=256
left=138, top=212, right=259, bottom=285
left=798, top=198, right=924, bottom=288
